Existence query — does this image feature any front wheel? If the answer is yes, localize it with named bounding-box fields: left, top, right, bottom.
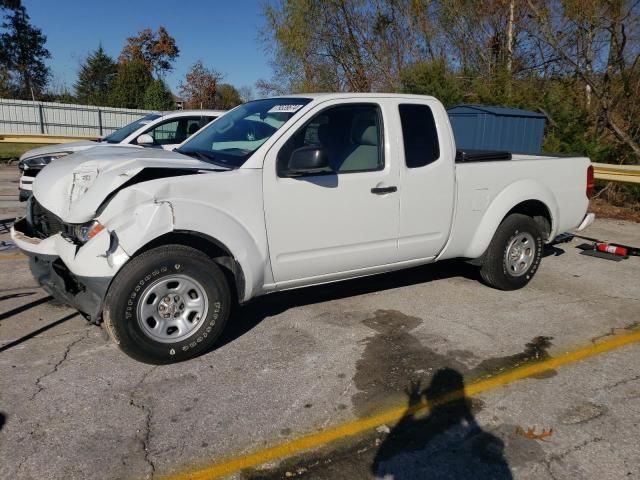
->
left=479, top=214, right=543, bottom=290
left=104, top=245, right=231, bottom=364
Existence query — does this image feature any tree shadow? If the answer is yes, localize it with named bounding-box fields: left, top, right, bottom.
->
left=218, top=260, right=480, bottom=347
left=0, top=295, right=52, bottom=322
left=372, top=368, right=512, bottom=479
left=0, top=312, right=79, bottom=353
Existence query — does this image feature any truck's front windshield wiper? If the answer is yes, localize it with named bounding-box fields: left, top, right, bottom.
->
left=175, top=148, right=233, bottom=169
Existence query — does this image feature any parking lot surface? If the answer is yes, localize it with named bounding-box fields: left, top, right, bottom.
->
left=1, top=163, right=639, bottom=479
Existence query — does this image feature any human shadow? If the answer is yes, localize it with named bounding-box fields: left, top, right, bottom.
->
left=372, top=368, right=512, bottom=479
left=0, top=412, right=5, bottom=431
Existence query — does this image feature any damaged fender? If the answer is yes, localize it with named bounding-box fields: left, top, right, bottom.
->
left=98, top=187, right=267, bottom=302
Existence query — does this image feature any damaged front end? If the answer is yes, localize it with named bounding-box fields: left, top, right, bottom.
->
left=11, top=148, right=220, bottom=322
left=11, top=197, right=125, bottom=323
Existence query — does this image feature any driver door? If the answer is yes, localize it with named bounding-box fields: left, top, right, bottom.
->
left=263, top=100, right=400, bottom=286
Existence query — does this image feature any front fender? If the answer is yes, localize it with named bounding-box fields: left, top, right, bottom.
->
left=99, top=196, right=267, bottom=302
left=463, top=179, right=559, bottom=259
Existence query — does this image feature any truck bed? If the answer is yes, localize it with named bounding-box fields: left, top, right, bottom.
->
left=439, top=153, right=591, bottom=260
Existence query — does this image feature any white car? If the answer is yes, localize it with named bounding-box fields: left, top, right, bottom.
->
left=17, top=109, right=225, bottom=201
left=12, top=93, right=594, bottom=364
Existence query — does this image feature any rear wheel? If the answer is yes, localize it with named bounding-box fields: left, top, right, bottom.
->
left=104, top=245, right=230, bottom=364
left=480, top=214, right=543, bottom=290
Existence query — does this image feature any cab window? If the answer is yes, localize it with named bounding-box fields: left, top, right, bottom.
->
left=277, top=104, right=383, bottom=176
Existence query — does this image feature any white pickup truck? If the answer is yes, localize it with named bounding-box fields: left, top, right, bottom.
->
left=11, top=94, right=595, bottom=364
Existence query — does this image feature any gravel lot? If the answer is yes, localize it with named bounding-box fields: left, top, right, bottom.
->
left=1, top=163, right=639, bottom=480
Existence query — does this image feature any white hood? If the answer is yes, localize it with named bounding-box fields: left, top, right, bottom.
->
left=32, top=146, right=217, bottom=222
left=19, top=140, right=99, bottom=160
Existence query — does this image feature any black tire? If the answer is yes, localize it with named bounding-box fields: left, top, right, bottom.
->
left=103, top=245, right=231, bottom=364
left=479, top=214, right=543, bottom=291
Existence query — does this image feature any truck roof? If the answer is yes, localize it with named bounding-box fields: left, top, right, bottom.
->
left=271, top=92, right=439, bottom=102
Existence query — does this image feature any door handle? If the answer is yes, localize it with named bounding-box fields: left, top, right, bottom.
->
left=371, top=186, right=397, bottom=195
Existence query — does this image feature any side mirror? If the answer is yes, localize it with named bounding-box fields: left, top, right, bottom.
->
left=136, top=133, right=155, bottom=146
left=287, top=146, right=330, bottom=175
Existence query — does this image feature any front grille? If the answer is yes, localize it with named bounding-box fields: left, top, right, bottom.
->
left=22, top=168, right=42, bottom=179
left=29, top=198, right=68, bottom=239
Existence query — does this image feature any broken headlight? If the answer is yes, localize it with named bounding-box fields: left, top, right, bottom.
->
left=71, top=220, right=105, bottom=244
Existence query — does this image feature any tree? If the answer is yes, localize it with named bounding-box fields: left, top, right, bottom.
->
left=74, top=46, right=117, bottom=105
left=179, top=61, right=223, bottom=109
left=0, top=1, right=21, bottom=8
left=524, top=0, right=640, bottom=162
left=143, top=78, right=174, bottom=110
left=238, top=85, right=254, bottom=102
left=0, top=5, right=50, bottom=99
left=215, top=83, right=242, bottom=109
left=400, top=60, right=463, bottom=107
left=119, top=26, right=179, bottom=77
left=108, top=60, right=151, bottom=109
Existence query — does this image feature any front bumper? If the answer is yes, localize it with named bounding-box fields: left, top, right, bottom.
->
left=19, top=188, right=31, bottom=202
left=11, top=216, right=130, bottom=322
left=29, top=254, right=109, bottom=322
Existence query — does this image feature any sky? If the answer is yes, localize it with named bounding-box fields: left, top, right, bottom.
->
left=22, top=0, right=273, bottom=96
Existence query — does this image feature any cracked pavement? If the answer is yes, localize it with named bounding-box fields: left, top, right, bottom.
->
left=1, top=164, right=640, bottom=479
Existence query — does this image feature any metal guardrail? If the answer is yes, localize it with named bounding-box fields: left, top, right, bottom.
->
left=593, top=162, right=640, bottom=185
left=0, top=133, right=99, bottom=144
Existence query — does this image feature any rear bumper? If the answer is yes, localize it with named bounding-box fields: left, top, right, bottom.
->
left=29, top=254, right=109, bottom=322
left=576, top=212, right=596, bottom=232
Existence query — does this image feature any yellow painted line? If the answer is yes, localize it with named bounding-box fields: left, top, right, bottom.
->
left=166, top=329, right=640, bottom=480
left=0, top=253, right=25, bottom=261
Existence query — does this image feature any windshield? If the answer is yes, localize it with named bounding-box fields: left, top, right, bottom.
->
left=176, top=98, right=311, bottom=167
left=103, top=114, right=161, bottom=144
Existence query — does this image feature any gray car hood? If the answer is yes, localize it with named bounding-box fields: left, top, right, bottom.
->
left=19, top=140, right=100, bottom=160
left=32, top=146, right=216, bottom=222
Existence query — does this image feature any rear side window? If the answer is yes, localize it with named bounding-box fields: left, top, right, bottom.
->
left=399, top=104, right=439, bottom=168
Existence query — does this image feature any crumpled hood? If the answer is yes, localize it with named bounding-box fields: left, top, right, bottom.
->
left=19, top=140, right=100, bottom=160
left=32, top=146, right=216, bottom=222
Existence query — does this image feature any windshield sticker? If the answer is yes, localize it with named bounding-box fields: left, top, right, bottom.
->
left=267, top=104, right=304, bottom=113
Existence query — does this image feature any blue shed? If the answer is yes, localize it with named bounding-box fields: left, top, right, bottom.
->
left=447, top=105, right=546, bottom=154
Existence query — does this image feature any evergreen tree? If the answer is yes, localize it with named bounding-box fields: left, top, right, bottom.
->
left=143, top=78, right=174, bottom=110
left=0, top=5, right=50, bottom=99
left=75, top=46, right=117, bottom=105
left=108, top=60, right=151, bottom=109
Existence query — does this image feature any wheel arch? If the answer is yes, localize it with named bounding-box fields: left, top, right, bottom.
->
left=131, top=230, right=246, bottom=303
left=463, top=179, right=559, bottom=260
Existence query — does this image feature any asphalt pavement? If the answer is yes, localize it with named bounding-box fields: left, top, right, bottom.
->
left=0, top=163, right=639, bottom=480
